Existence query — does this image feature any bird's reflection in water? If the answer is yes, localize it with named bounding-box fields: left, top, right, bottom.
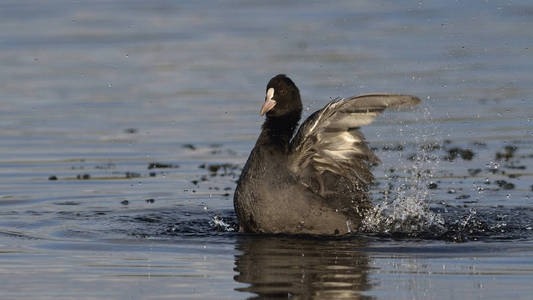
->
left=234, top=236, right=372, bottom=299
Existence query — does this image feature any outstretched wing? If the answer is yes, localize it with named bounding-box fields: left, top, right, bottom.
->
left=289, top=94, right=421, bottom=194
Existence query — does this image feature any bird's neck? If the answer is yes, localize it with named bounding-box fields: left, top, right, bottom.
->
left=258, top=111, right=301, bottom=148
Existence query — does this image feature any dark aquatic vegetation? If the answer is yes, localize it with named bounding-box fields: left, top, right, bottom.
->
left=76, top=173, right=91, bottom=180
left=444, top=147, right=475, bottom=161
left=182, top=143, right=197, bottom=150
left=428, top=182, right=438, bottom=189
left=124, top=171, right=141, bottom=178
left=147, top=162, right=180, bottom=169
left=205, top=163, right=239, bottom=174
left=381, top=144, right=404, bottom=151
left=495, top=145, right=518, bottom=161
left=495, top=180, right=515, bottom=190
left=123, top=128, right=138, bottom=134
left=468, top=168, right=482, bottom=176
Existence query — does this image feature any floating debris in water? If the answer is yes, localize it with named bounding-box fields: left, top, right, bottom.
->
left=472, top=141, right=487, bottom=148
left=120, top=200, right=129, bottom=205
left=182, top=144, right=196, bottom=150
left=208, top=165, right=221, bottom=173
left=145, top=198, right=155, bottom=203
left=199, top=163, right=241, bottom=177
left=468, top=168, right=482, bottom=176
left=444, top=147, right=475, bottom=161
left=504, top=164, right=526, bottom=170
left=148, top=162, right=180, bottom=169
left=428, top=182, right=438, bottom=189
left=94, top=163, right=116, bottom=169
left=207, top=163, right=238, bottom=173
left=48, top=175, right=58, bottom=180
left=125, top=172, right=140, bottom=178
left=420, top=143, right=441, bottom=152
left=76, top=174, right=90, bottom=180
left=381, top=144, right=404, bottom=151
left=495, top=145, right=517, bottom=161
left=495, top=180, right=515, bottom=190
left=124, top=128, right=138, bottom=134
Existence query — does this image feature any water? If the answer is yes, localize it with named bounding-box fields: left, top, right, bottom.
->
left=1, top=0, right=533, bottom=298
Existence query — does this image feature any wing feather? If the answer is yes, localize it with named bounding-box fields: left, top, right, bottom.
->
left=289, top=94, right=420, bottom=194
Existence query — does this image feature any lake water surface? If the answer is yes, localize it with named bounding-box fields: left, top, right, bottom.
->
left=1, top=0, right=533, bottom=299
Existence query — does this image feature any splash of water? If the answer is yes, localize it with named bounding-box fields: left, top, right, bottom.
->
left=362, top=104, right=446, bottom=234
left=210, top=215, right=236, bottom=232
left=362, top=181, right=445, bottom=234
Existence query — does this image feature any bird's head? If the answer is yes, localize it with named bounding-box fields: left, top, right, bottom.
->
left=260, top=74, right=302, bottom=117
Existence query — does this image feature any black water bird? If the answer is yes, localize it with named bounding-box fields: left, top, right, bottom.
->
left=234, top=74, right=420, bottom=235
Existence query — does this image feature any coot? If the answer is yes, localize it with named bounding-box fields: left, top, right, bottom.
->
left=234, top=74, right=420, bottom=235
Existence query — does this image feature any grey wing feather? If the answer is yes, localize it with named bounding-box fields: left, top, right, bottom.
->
left=289, top=94, right=421, bottom=188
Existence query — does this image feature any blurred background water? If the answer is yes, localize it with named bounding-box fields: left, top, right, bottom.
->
left=1, top=0, right=533, bottom=299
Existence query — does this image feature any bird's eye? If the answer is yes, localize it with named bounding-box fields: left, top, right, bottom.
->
left=280, top=89, right=287, bottom=96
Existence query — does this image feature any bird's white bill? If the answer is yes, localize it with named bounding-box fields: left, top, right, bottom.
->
left=260, top=88, right=276, bottom=116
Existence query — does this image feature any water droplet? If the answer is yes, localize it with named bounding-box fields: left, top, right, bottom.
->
left=486, top=161, right=500, bottom=170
